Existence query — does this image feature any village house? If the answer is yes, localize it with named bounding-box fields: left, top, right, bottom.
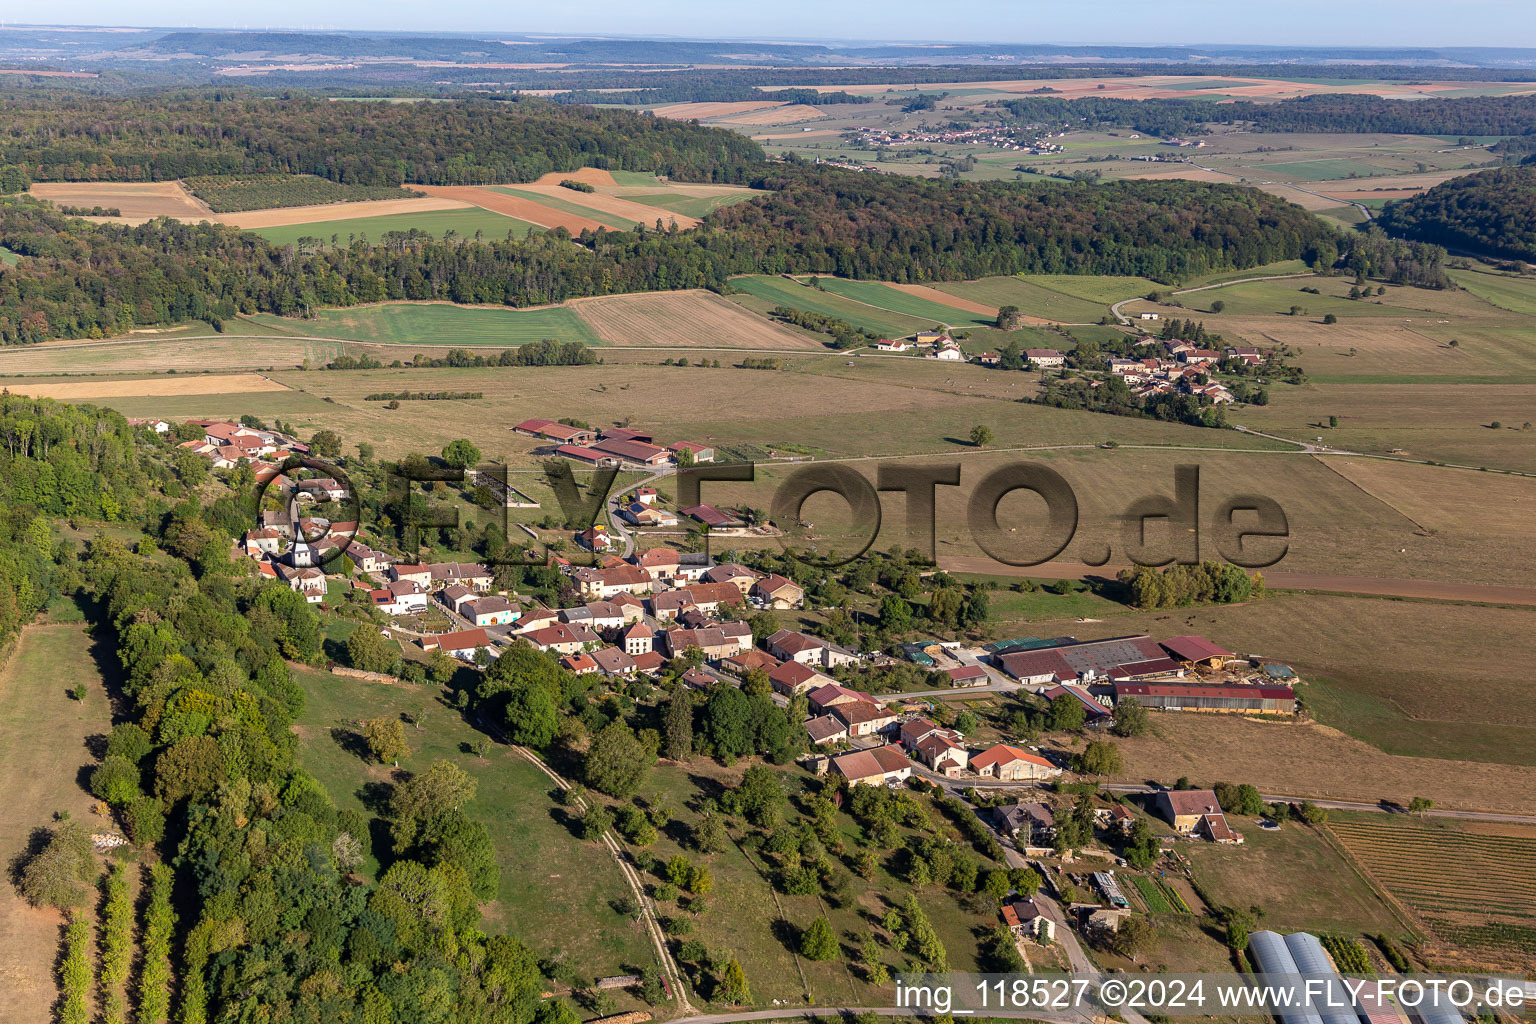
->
left=913, top=732, right=968, bottom=775
left=560, top=652, right=600, bottom=675
left=631, top=650, right=667, bottom=675
left=945, top=665, right=988, bottom=687
left=1153, top=789, right=1223, bottom=833
left=295, top=477, right=349, bottom=502
left=244, top=527, right=286, bottom=557
left=422, top=628, right=491, bottom=661
left=995, top=801, right=1056, bottom=846
left=702, top=563, right=762, bottom=593
left=806, top=681, right=874, bottom=717
left=832, top=744, right=913, bottom=787
left=1106, top=357, right=1141, bottom=374
left=438, top=583, right=477, bottom=616
left=830, top=699, right=899, bottom=738
left=768, top=660, right=830, bottom=697
left=662, top=624, right=749, bottom=662
left=275, top=563, right=327, bottom=604
left=722, top=647, right=780, bottom=678
left=635, top=547, right=683, bottom=581
left=804, top=715, right=848, bottom=746
left=1025, top=349, right=1065, bottom=368
left=765, top=629, right=859, bottom=670
left=752, top=574, right=804, bottom=609
left=429, top=562, right=493, bottom=592
left=376, top=579, right=428, bottom=615
left=914, top=330, right=945, bottom=345
left=620, top=621, right=654, bottom=656
left=932, top=341, right=964, bottom=361
left=576, top=526, right=614, bottom=552
left=650, top=581, right=743, bottom=621
left=590, top=646, right=638, bottom=678
left=342, top=540, right=391, bottom=574
left=574, top=564, right=655, bottom=600
left=524, top=622, right=601, bottom=655
left=1002, top=899, right=1053, bottom=942
left=668, top=441, right=715, bottom=463
left=634, top=486, right=659, bottom=505
left=620, top=503, right=678, bottom=528
left=971, top=744, right=1062, bottom=782
left=390, top=563, right=433, bottom=589
left=1226, top=346, right=1263, bottom=366
left=875, top=339, right=910, bottom=352
left=463, top=596, right=519, bottom=627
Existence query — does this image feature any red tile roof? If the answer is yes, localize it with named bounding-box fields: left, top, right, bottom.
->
left=1160, top=635, right=1235, bottom=663
left=970, top=744, right=1054, bottom=772
left=832, top=743, right=911, bottom=781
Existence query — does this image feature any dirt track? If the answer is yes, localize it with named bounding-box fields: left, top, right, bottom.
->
left=936, top=556, right=1536, bottom=607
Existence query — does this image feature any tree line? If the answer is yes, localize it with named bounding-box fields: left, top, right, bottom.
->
left=0, top=93, right=764, bottom=185
left=990, top=92, right=1536, bottom=139
left=1376, top=166, right=1536, bottom=262
left=0, top=166, right=1346, bottom=344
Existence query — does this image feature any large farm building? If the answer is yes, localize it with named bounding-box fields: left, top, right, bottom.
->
left=1113, top=681, right=1296, bottom=714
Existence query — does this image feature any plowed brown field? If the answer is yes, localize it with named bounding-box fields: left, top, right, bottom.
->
left=414, top=185, right=607, bottom=232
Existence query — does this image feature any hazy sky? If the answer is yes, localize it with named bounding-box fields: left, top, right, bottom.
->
left=18, top=0, right=1536, bottom=48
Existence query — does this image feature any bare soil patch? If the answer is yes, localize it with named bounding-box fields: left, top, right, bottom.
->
left=29, top=180, right=212, bottom=219
left=530, top=167, right=618, bottom=187
left=887, top=283, right=999, bottom=317
left=650, top=100, right=782, bottom=120
left=217, top=195, right=472, bottom=228
left=7, top=372, right=290, bottom=400
left=512, top=184, right=699, bottom=229
left=1121, top=167, right=1238, bottom=184
left=572, top=290, right=823, bottom=349
left=415, top=185, right=606, bottom=233
left=1112, top=714, right=1536, bottom=815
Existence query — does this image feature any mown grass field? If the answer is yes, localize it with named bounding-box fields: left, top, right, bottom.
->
left=625, top=191, right=757, bottom=218
left=251, top=207, right=536, bottom=247
left=727, top=276, right=928, bottom=337
left=1327, top=814, right=1536, bottom=970
left=807, top=278, right=998, bottom=328
left=1182, top=817, right=1404, bottom=937
left=0, top=623, right=115, bottom=1024
left=291, top=665, right=657, bottom=981
left=1446, top=268, right=1536, bottom=316
left=247, top=302, right=603, bottom=347
left=933, top=277, right=1112, bottom=323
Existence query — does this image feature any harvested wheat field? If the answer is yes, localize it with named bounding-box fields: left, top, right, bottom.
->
left=6, top=373, right=289, bottom=400
left=1254, top=184, right=1352, bottom=211
left=513, top=184, right=699, bottom=229
left=887, top=284, right=999, bottom=318
left=650, top=100, right=782, bottom=120
left=530, top=167, right=618, bottom=187
left=217, top=195, right=472, bottom=229
left=716, top=104, right=826, bottom=126
left=1121, top=166, right=1239, bottom=184
left=29, top=180, right=212, bottom=220
left=572, top=290, right=822, bottom=349
left=1111, top=714, right=1536, bottom=815
left=1318, top=188, right=1428, bottom=202
left=415, top=184, right=606, bottom=233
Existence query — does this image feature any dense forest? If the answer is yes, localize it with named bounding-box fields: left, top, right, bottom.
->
left=0, top=93, right=764, bottom=185
left=0, top=168, right=1342, bottom=343
left=990, top=92, right=1536, bottom=138
left=1376, top=166, right=1536, bottom=261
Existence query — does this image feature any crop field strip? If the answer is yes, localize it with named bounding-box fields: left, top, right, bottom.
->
left=248, top=206, right=537, bottom=246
